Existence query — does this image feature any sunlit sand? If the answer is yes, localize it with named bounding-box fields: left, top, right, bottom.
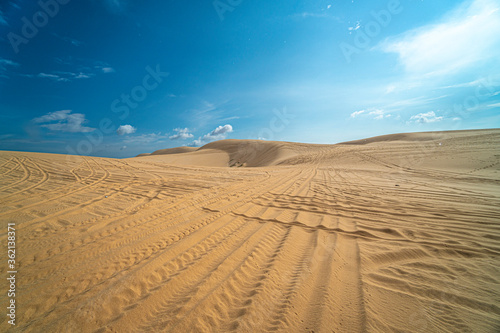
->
left=1, top=129, right=499, bottom=332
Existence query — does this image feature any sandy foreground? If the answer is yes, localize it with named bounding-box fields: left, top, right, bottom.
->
left=1, top=129, right=499, bottom=332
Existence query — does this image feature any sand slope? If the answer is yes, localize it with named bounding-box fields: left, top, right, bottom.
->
left=137, top=146, right=198, bottom=157
left=1, top=129, right=499, bottom=332
left=137, top=139, right=328, bottom=168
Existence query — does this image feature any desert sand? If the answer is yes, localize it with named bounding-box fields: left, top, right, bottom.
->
left=1, top=129, right=499, bottom=332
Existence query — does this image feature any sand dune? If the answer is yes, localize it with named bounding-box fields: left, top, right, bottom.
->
left=337, top=129, right=488, bottom=145
left=137, top=147, right=198, bottom=157
left=138, top=139, right=329, bottom=168
left=1, top=129, right=499, bottom=332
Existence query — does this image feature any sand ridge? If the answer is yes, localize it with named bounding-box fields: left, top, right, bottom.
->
left=0, top=129, right=499, bottom=332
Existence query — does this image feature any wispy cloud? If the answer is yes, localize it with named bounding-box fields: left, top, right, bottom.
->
left=295, top=12, right=328, bottom=19
left=187, top=100, right=219, bottom=127
left=74, top=73, right=94, bottom=79
left=37, top=73, right=68, bottom=82
left=123, top=133, right=169, bottom=144
left=350, top=108, right=391, bottom=120
left=0, top=10, right=8, bottom=26
left=53, top=33, right=84, bottom=46
left=36, top=72, right=95, bottom=82
left=0, top=134, right=14, bottom=140
left=487, top=102, right=500, bottom=108
left=350, top=110, right=365, bottom=118
left=379, top=0, right=500, bottom=77
left=0, top=58, right=16, bottom=68
left=438, top=76, right=500, bottom=92
left=291, top=11, right=341, bottom=21
left=93, top=60, right=116, bottom=73
left=348, top=21, right=361, bottom=34
left=385, top=85, right=396, bottom=94
left=383, top=95, right=450, bottom=110
left=50, top=58, right=116, bottom=77
left=101, top=0, right=128, bottom=14
left=368, top=109, right=391, bottom=120
left=220, top=116, right=240, bottom=121
left=28, top=61, right=115, bottom=82
left=0, top=58, right=19, bottom=78
left=169, top=128, right=194, bottom=140
left=33, top=110, right=95, bottom=133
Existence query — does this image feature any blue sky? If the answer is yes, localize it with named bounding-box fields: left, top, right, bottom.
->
left=0, top=0, right=499, bottom=158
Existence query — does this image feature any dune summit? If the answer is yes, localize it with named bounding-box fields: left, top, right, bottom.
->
left=0, top=129, right=499, bottom=332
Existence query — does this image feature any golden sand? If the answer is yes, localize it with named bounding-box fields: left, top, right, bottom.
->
left=1, top=129, right=499, bottom=332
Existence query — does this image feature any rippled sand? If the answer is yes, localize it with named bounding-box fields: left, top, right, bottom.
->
left=1, top=129, right=499, bottom=332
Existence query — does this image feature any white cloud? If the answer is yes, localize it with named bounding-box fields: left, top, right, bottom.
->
left=101, top=67, right=115, bottom=73
left=350, top=109, right=392, bottom=120
left=33, top=110, right=95, bottom=133
left=409, top=111, right=443, bottom=124
left=210, top=124, right=233, bottom=136
left=348, top=21, right=361, bottom=33
left=96, top=66, right=116, bottom=73
left=33, top=110, right=71, bottom=123
left=368, top=109, right=384, bottom=116
left=116, top=125, right=137, bottom=135
left=369, top=109, right=392, bottom=120
left=169, top=128, right=193, bottom=140
left=192, top=124, right=234, bottom=146
left=192, top=139, right=204, bottom=146
left=487, top=102, right=500, bottom=108
left=350, top=110, right=365, bottom=118
left=379, top=0, right=500, bottom=77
